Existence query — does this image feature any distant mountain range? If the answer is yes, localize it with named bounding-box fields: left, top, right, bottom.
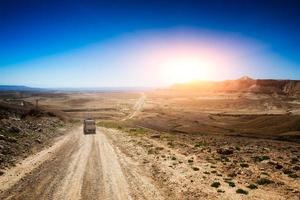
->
left=2, top=78, right=300, bottom=95
left=0, top=85, right=44, bottom=92
left=171, top=76, right=300, bottom=95
left=0, top=85, right=153, bottom=92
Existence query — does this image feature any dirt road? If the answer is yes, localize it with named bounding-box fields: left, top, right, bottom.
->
left=122, top=93, right=146, bottom=121
left=0, top=126, right=163, bottom=200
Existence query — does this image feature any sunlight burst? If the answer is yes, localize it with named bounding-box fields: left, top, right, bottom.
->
left=161, top=56, right=212, bottom=83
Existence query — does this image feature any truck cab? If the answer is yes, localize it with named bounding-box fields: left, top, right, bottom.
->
left=83, top=119, right=96, bottom=134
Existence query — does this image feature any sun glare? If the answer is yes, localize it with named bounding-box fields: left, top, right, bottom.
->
left=161, top=56, right=212, bottom=84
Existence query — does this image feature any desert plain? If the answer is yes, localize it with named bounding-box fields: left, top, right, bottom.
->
left=0, top=78, right=300, bottom=200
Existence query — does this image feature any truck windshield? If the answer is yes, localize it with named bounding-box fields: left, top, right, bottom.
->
left=85, top=121, right=95, bottom=125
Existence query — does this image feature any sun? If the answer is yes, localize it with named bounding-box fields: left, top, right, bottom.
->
left=161, top=56, right=210, bottom=84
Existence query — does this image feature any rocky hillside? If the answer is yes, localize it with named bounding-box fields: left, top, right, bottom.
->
left=0, top=102, right=69, bottom=174
left=171, top=76, right=300, bottom=95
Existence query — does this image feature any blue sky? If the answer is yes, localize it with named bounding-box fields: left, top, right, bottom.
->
left=1, top=0, right=300, bottom=87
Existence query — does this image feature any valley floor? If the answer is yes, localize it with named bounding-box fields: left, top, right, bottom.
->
left=0, top=125, right=299, bottom=200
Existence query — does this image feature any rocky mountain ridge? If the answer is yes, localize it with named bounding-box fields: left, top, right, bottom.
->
left=172, top=76, right=300, bottom=95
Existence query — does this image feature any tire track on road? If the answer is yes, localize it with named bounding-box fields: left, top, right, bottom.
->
left=0, top=126, right=165, bottom=200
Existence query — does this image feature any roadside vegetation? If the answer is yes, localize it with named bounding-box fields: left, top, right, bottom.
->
left=0, top=101, right=71, bottom=175
left=97, top=120, right=148, bottom=136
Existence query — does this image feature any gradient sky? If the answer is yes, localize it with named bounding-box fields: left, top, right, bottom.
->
left=1, top=0, right=300, bottom=87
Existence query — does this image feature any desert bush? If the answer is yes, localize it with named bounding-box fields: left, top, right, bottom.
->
left=291, top=157, right=299, bottom=164
left=275, top=163, right=283, bottom=169
left=236, top=188, right=248, bottom=195
left=288, top=173, right=299, bottom=178
left=221, top=156, right=230, bottom=162
left=283, top=169, right=293, bottom=175
left=240, top=163, right=249, bottom=168
left=227, top=181, right=235, bottom=187
left=147, top=149, right=156, bottom=155
left=192, top=167, right=199, bottom=171
left=194, top=141, right=209, bottom=147
left=167, top=142, right=175, bottom=147
left=293, top=166, right=300, bottom=171
left=211, top=181, right=221, bottom=188
left=254, top=155, right=270, bottom=162
left=228, top=172, right=237, bottom=177
left=217, top=148, right=234, bottom=155
left=247, top=184, right=258, bottom=189
left=256, top=178, right=273, bottom=185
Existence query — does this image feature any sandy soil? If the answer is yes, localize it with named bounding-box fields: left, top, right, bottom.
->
left=0, top=126, right=165, bottom=200
left=1, top=91, right=299, bottom=200
left=134, top=91, right=300, bottom=141
left=22, top=92, right=140, bottom=120
left=2, top=125, right=299, bottom=200
left=101, top=127, right=300, bottom=200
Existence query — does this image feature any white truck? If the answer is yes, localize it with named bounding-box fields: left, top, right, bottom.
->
left=83, top=119, right=96, bottom=134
